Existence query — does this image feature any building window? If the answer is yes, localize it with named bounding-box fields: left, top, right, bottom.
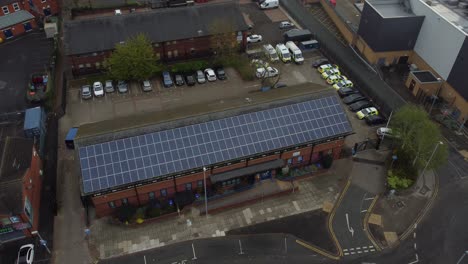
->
left=121, top=198, right=128, bottom=205
left=85, top=63, right=91, bottom=68
left=185, top=182, right=192, bottom=191
left=165, top=41, right=171, bottom=45
left=2, top=6, right=9, bottom=15
left=172, top=41, right=177, bottom=44
left=12, top=3, right=20, bottom=11
left=78, top=64, right=84, bottom=69
left=173, top=50, right=178, bottom=57
left=287, top=158, right=292, bottom=165
left=148, top=192, right=155, bottom=200
left=108, top=201, right=116, bottom=208
left=95, top=62, right=100, bottom=68
left=167, top=51, right=172, bottom=58
left=160, top=188, right=167, bottom=197
left=297, top=156, right=303, bottom=163
left=41, top=0, right=46, bottom=3
left=153, top=43, right=159, bottom=47
left=190, top=48, right=196, bottom=55
left=197, top=180, right=203, bottom=188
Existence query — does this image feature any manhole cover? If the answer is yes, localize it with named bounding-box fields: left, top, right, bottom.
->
left=419, top=186, right=430, bottom=195
left=396, top=201, right=405, bottom=208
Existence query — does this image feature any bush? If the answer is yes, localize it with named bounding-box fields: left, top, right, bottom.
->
left=117, top=205, right=136, bottom=223
left=387, top=170, right=414, bottom=189
left=169, top=60, right=210, bottom=74
left=322, top=154, right=334, bottom=169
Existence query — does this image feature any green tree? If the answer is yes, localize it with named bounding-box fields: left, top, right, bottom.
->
left=209, top=19, right=241, bottom=58
left=391, top=105, right=448, bottom=171
left=106, top=34, right=161, bottom=81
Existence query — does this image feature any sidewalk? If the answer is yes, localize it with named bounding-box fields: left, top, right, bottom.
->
left=367, top=169, right=436, bottom=248
left=88, top=159, right=351, bottom=259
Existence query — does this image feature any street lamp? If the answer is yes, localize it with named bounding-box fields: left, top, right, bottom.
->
left=31, top=230, right=51, bottom=254
left=203, top=167, right=208, bottom=219
left=456, top=250, right=468, bottom=264
left=421, top=141, right=443, bottom=188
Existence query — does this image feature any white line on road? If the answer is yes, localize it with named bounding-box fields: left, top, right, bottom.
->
left=351, top=252, right=355, bottom=255
left=414, top=232, right=416, bottom=239
left=144, top=255, right=147, bottom=264
left=370, top=249, right=375, bottom=252
left=344, top=252, right=349, bottom=255
left=364, top=197, right=376, bottom=200
left=350, top=248, right=354, bottom=250
left=414, top=243, right=417, bottom=250
left=369, top=245, right=374, bottom=248
left=361, top=210, right=368, bottom=213
left=358, top=251, right=362, bottom=254
left=362, top=246, right=368, bottom=249
left=408, top=253, right=419, bottom=264
left=364, top=250, right=369, bottom=253
left=343, top=249, right=348, bottom=252
left=356, top=247, right=361, bottom=250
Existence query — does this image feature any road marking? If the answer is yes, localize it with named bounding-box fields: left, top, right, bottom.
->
left=361, top=210, right=368, bottom=213
left=414, top=243, right=417, bottom=250
left=344, top=252, right=349, bottom=255
left=370, top=249, right=375, bottom=252
left=144, top=255, right=147, bottom=264
left=345, top=213, right=355, bottom=237
left=343, top=249, right=348, bottom=252
left=369, top=245, right=374, bottom=248
left=358, top=251, right=362, bottom=253
left=356, top=247, right=361, bottom=250
left=292, top=201, right=301, bottom=211
left=408, top=253, right=419, bottom=264
left=447, top=159, right=464, bottom=179
left=350, top=251, right=355, bottom=255
left=350, top=248, right=354, bottom=250
left=364, top=250, right=369, bottom=253
left=362, top=246, right=368, bottom=249
left=413, top=232, right=416, bottom=239
left=364, top=197, right=375, bottom=200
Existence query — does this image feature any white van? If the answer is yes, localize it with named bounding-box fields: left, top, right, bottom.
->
left=259, top=0, right=279, bottom=9
left=263, top=44, right=279, bottom=62
left=275, top=43, right=291, bottom=63
left=285, top=41, right=304, bottom=64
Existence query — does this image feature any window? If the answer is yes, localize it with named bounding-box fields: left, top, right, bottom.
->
left=12, top=3, right=20, bottom=11
left=197, top=180, right=203, bottom=188
left=167, top=51, right=172, bottom=58
left=190, top=48, right=196, bottom=55
left=160, top=188, right=167, bottom=197
left=173, top=50, right=178, bottom=57
left=121, top=198, right=128, bottom=205
left=108, top=201, right=116, bottom=208
left=297, top=156, right=303, bottom=163
left=148, top=192, right=155, bottom=200
left=153, top=43, right=159, bottom=47
left=287, top=158, right=293, bottom=165
left=185, top=182, right=192, bottom=191
left=172, top=40, right=177, bottom=44
left=85, top=63, right=91, bottom=68
left=165, top=41, right=171, bottom=45
left=95, top=62, right=100, bottom=68
left=78, top=64, right=84, bottom=69
left=41, top=0, right=46, bottom=3
left=2, top=6, right=9, bottom=15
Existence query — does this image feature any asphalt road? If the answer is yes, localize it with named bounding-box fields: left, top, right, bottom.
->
left=0, top=32, right=53, bottom=113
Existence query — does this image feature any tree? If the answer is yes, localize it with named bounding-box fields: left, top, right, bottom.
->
left=390, top=105, right=448, bottom=171
left=106, top=34, right=161, bottom=81
left=209, top=19, right=240, bottom=58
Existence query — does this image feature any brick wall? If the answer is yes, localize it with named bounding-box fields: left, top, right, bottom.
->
left=212, top=160, right=247, bottom=174
left=20, top=145, right=42, bottom=235
left=0, top=19, right=37, bottom=40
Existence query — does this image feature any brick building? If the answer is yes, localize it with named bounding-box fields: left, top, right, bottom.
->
left=63, top=2, right=249, bottom=76
left=75, top=92, right=353, bottom=217
left=0, top=0, right=58, bottom=40
left=0, top=137, right=43, bottom=244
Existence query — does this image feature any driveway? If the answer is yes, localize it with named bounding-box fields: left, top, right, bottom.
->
left=0, top=32, right=54, bottom=113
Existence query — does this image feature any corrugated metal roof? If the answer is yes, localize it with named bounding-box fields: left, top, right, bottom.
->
left=0, top=10, right=34, bottom=30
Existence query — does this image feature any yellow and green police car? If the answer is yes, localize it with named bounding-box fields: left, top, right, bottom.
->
left=326, top=74, right=346, bottom=84
left=321, top=68, right=341, bottom=79
left=356, top=107, right=379, bottom=119
left=332, top=79, right=353, bottom=90
left=317, top=64, right=339, bottom=73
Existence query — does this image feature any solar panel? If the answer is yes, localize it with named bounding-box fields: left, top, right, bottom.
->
left=79, top=96, right=353, bottom=194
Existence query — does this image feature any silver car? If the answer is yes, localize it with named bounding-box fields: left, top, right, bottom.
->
left=81, top=85, right=92, bottom=100
left=196, top=70, right=206, bottom=84
left=141, top=80, right=152, bottom=92
left=117, top=81, right=128, bottom=93
left=104, top=80, right=115, bottom=93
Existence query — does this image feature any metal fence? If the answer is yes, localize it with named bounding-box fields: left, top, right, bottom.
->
left=282, top=0, right=406, bottom=118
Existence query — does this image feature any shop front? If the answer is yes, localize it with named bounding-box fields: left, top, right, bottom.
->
left=0, top=215, right=31, bottom=243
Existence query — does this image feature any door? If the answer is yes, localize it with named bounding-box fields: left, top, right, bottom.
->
left=43, top=7, right=51, bottom=16
left=398, top=56, right=409, bottom=64
left=23, top=22, right=32, bottom=32
left=3, top=29, right=13, bottom=39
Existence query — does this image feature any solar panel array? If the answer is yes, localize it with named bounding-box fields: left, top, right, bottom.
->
left=79, top=96, right=352, bottom=194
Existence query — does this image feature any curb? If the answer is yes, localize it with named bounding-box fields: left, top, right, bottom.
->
left=327, top=179, right=352, bottom=258
left=295, top=239, right=340, bottom=260
left=399, top=171, right=439, bottom=241
left=362, top=195, right=382, bottom=251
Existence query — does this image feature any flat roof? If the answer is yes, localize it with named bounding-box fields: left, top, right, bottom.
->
left=412, top=70, right=440, bottom=82
left=367, top=0, right=416, bottom=18
left=428, top=0, right=468, bottom=34
left=0, top=10, right=34, bottom=29
left=77, top=86, right=353, bottom=195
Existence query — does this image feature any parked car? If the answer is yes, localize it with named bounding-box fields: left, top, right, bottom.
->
left=93, top=82, right=104, bottom=97
left=216, top=67, right=227, bottom=80
left=365, top=115, right=386, bottom=126
left=162, top=71, right=174, bottom=88
left=247, top=34, right=263, bottom=43
left=185, top=74, right=196, bottom=86
left=81, top=85, right=92, bottom=100
left=196, top=70, right=206, bottom=84
left=321, top=68, right=341, bottom=79
left=256, top=66, right=279, bottom=78
left=312, top=58, right=329, bottom=68
left=16, top=244, right=34, bottom=264
left=117, top=80, right=128, bottom=93
left=332, top=79, right=353, bottom=90
left=342, top=93, right=366, bottom=104
left=317, top=63, right=338, bottom=73
left=104, top=80, right=115, bottom=93
left=338, top=87, right=359, bottom=97
left=279, top=21, right=294, bottom=29
left=175, top=74, right=185, bottom=86
left=356, top=107, right=379, bottom=119
left=349, top=100, right=373, bottom=112
left=204, top=68, right=217, bottom=81
left=141, top=80, right=153, bottom=92
left=376, top=127, right=397, bottom=138
left=326, top=74, right=346, bottom=84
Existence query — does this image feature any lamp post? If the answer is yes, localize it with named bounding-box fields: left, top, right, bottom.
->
left=203, top=167, right=208, bottom=219
left=421, top=141, right=443, bottom=188
left=31, top=230, right=51, bottom=254
left=456, top=250, right=468, bottom=264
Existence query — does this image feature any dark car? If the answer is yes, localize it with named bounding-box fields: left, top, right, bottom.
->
left=312, top=58, right=329, bottom=68
left=216, top=67, right=227, bottom=80
left=185, top=74, right=196, bottom=86
left=338, top=87, right=359, bottom=97
left=349, top=100, right=373, bottom=112
left=175, top=74, right=185, bottom=86
left=342, top=93, right=366, bottom=104
left=365, top=115, right=386, bottom=126
left=162, top=71, right=174, bottom=88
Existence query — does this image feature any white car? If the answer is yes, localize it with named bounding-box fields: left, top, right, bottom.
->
left=204, top=68, right=217, bottom=82
left=92, top=82, right=104, bottom=97
left=141, top=80, right=152, bottom=92
left=247, top=34, right=263, bottom=43
left=104, top=80, right=115, bottom=93
left=376, top=127, right=398, bottom=138
left=16, top=244, right=34, bottom=264
left=279, top=21, right=294, bottom=29
left=256, top=67, right=279, bottom=78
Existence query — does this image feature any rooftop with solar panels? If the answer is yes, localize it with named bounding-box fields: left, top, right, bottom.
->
left=74, top=84, right=354, bottom=196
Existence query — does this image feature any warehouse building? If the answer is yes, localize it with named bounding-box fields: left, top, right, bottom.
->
left=64, top=2, right=249, bottom=76
left=75, top=91, right=353, bottom=217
